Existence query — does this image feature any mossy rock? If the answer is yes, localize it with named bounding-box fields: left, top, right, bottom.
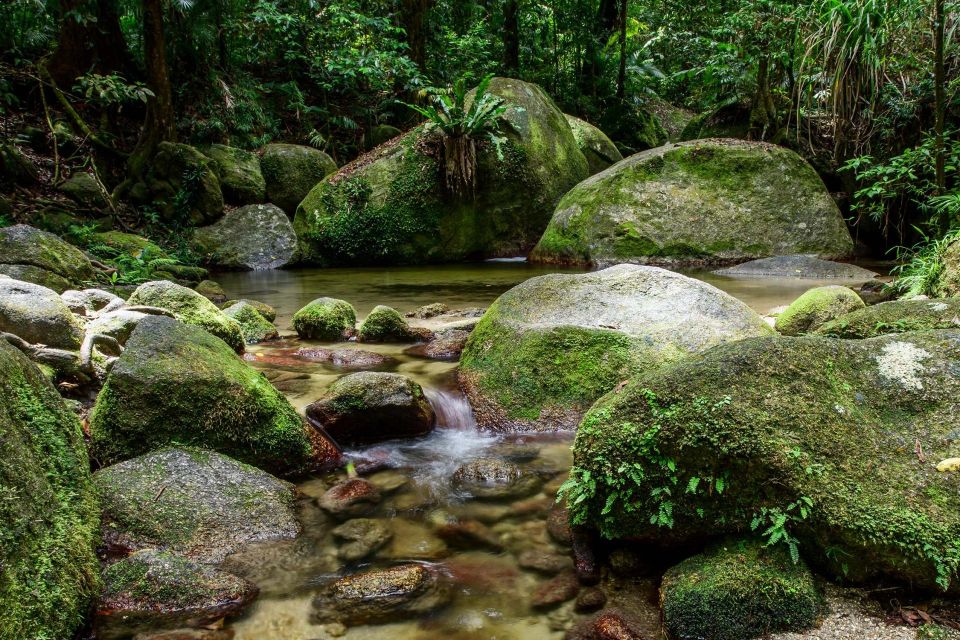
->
left=935, top=238, right=960, bottom=298
left=598, top=98, right=668, bottom=154
left=661, top=539, right=823, bottom=640
left=292, top=297, right=356, bottom=340
left=90, top=231, right=169, bottom=260
left=775, top=286, right=865, bottom=336
left=59, top=172, right=108, bottom=209
left=458, top=264, right=771, bottom=431
left=96, top=549, right=258, bottom=635
left=0, top=224, right=94, bottom=285
left=680, top=101, right=752, bottom=141
left=89, top=316, right=315, bottom=475
left=564, top=114, right=623, bottom=175
left=93, top=447, right=300, bottom=563
left=191, top=203, right=297, bottom=270
left=0, top=340, right=99, bottom=639
left=530, top=140, right=853, bottom=267
left=127, top=280, right=244, bottom=352
left=294, top=77, right=589, bottom=266
left=0, top=143, right=38, bottom=191
left=567, top=330, right=960, bottom=590
left=223, top=301, right=279, bottom=344
left=200, top=143, right=266, bottom=205
left=364, top=124, right=403, bottom=150
left=260, top=143, right=337, bottom=215
left=194, top=279, right=227, bottom=304
left=0, top=278, right=85, bottom=348
left=357, top=305, right=417, bottom=342
left=145, top=142, right=224, bottom=225
left=221, top=298, right=276, bottom=322
left=816, top=298, right=960, bottom=339
left=0, top=263, right=73, bottom=293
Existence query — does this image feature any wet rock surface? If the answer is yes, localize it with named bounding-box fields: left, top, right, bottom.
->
left=716, top=255, right=878, bottom=279
left=451, top=457, right=544, bottom=500
left=331, top=518, right=393, bottom=561
left=294, top=347, right=395, bottom=368
left=318, top=478, right=382, bottom=519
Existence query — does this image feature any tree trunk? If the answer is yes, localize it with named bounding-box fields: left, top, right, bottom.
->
left=503, top=0, right=520, bottom=76
left=934, top=0, right=947, bottom=205
left=615, top=0, right=627, bottom=99
left=48, top=0, right=132, bottom=86
left=131, top=0, right=175, bottom=175
left=748, top=55, right=776, bottom=140
left=400, top=0, right=433, bottom=71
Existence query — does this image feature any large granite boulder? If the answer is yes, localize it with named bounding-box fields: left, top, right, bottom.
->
left=0, top=340, right=99, bottom=639
left=0, top=278, right=84, bottom=349
left=715, top=255, right=877, bottom=280
left=566, top=330, right=960, bottom=590
left=305, top=372, right=435, bottom=446
left=458, top=264, right=771, bottom=431
left=127, top=280, right=244, bottom=352
left=530, top=140, right=854, bottom=267
left=94, top=448, right=300, bottom=563
left=0, top=224, right=94, bottom=291
left=816, top=298, right=960, bottom=339
left=294, top=77, right=589, bottom=265
left=565, top=114, right=623, bottom=175
left=191, top=203, right=297, bottom=270
left=89, top=316, right=318, bottom=475
left=260, top=143, right=337, bottom=215
left=200, top=144, right=266, bottom=205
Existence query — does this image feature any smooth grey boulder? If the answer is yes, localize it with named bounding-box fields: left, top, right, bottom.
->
left=85, top=309, right=149, bottom=345
left=94, top=448, right=300, bottom=564
left=0, top=279, right=84, bottom=348
left=191, top=203, right=296, bottom=270
left=716, top=255, right=878, bottom=280
left=61, top=288, right=124, bottom=317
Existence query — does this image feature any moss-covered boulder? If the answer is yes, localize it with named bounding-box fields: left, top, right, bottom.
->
left=94, top=447, right=300, bottom=563
left=292, top=297, right=356, bottom=340
left=0, top=142, right=38, bottom=190
left=222, top=298, right=276, bottom=322
left=566, top=330, right=960, bottom=590
left=661, top=539, right=822, bottom=640
left=598, top=99, right=669, bottom=154
left=775, top=286, right=865, bottom=336
left=191, top=203, right=297, bottom=270
left=305, top=372, right=435, bottom=446
left=0, top=340, right=99, bottom=639
left=565, top=114, right=623, bottom=175
left=60, top=172, right=108, bottom=209
left=816, top=298, right=960, bottom=338
left=680, top=101, right=752, bottom=141
left=90, top=231, right=169, bottom=260
left=530, top=140, right=853, bottom=267
left=127, top=280, right=244, bottom=352
left=142, top=142, right=224, bottom=225
left=223, top=301, right=278, bottom=344
left=357, top=305, right=418, bottom=342
left=96, top=549, right=258, bottom=635
left=458, top=264, right=771, bottom=431
left=194, top=279, right=227, bottom=304
left=935, top=237, right=960, bottom=298
left=0, top=278, right=84, bottom=348
left=260, top=143, right=337, bottom=215
left=0, top=224, right=94, bottom=289
left=294, top=77, right=589, bottom=265
left=200, top=143, right=266, bottom=205
left=89, top=316, right=316, bottom=474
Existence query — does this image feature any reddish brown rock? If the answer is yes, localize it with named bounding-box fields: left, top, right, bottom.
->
left=435, top=520, right=504, bottom=552
left=531, top=571, right=580, bottom=610
left=547, top=503, right=574, bottom=546
left=572, top=526, right=600, bottom=585
left=294, top=347, right=395, bottom=368
left=318, top=478, right=381, bottom=519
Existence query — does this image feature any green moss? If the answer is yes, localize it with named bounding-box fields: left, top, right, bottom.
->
left=816, top=298, right=960, bottom=338
left=102, top=551, right=221, bottom=610
left=292, top=297, right=356, bottom=340
left=223, top=302, right=278, bottom=344
left=776, top=286, right=865, bottom=336
left=661, top=539, right=823, bottom=640
left=127, top=280, right=244, bottom=352
left=357, top=305, right=416, bottom=342
left=90, top=231, right=169, bottom=259
left=0, top=341, right=99, bottom=640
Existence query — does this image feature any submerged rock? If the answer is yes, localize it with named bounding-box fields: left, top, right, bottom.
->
left=775, top=285, right=865, bottom=336
left=332, top=519, right=393, bottom=561
left=715, top=255, right=878, bottom=279
left=294, top=77, right=589, bottom=265
left=817, top=298, right=960, bottom=338
left=191, top=203, right=297, bottom=270
left=311, top=563, right=451, bottom=626
left=294, top=347, right=394, bottom=368
left=660, top=540, right=822, bottom=640
left=0, top=340, right=99, bottom=640
left=530, top=140, right=853, bottom=267
left=94, top=447, right=300, bottom=564
left=451, top=457, right=543, bottom=500
left=458, top=264, right=771, bottom=431
left=97, top=550, right=258, bottom=634
left=531, top=571, right=580, bottom=610
left=292, top=297, right=356, bottom=340
left=306, top=371, right=435, bottom=446
left=89, top=316, right=318, bottom=474
left=260, top=143, right=337, bottom=215
left=405, top=328, right=470, bottom=360
left=565, top=114, right=623, bottom=175
left=127, top=281, right=244, bottom=352
left=0, top=278, right=84, bottom=349
left=318, top=478, right=382, bottom=519
left=568, top=330, right=960, bottom=590
left=0, top=224, right=94, bottom=290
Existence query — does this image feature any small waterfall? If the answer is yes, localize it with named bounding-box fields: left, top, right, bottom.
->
left=425, top=387, right=477, bottom=430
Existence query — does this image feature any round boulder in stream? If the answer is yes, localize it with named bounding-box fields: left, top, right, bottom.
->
left=451, top=457, right=543, bottom=500
left=311, top=563, right=451, bottom=626
left=459, top=264, right=771, bottom=431
left=306, top=371, right=435, bottom=446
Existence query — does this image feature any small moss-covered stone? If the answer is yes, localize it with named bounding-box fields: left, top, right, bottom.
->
left=195, top=279, right=227, bottom=304
left=260, top=143, right=337, bottom=215
left=221, top=298, right=276, bottom=322
left=530, top=140, right=853, bottom=267
left=223, top=301, right=278, bottom=344
left=775, top=286, right=865, bottom=336
left=292, top=297, right=356, bottom=340
left=817, top=298, right=960, bottom=338
left=200, top=143, right=266, bottom=205
left=90, top=231, right=169, bottom=260
left=89, top=316, right=315, bottom=474
left=935, top=238, right=960, bottom=298
left=0, top=224, right=94, bottom=284
left=568, top=330, right=960, bottom=590
left=94, top=447, right=300, bottom=563
left=127, top=280, right=244, bottom=352
left=0, top=340, right=99, bottom=640
left=458, top=264, right=771, bottom=431
left=661, top=539, right=822, bottom=640
left=565, top=114, right=623, bottom=175
left=357, top=305, right=417, bottom=342
left=60, top=172, right=108, bottom=209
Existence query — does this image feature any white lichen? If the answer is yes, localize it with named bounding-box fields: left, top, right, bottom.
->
left=875, top=341, right=931, bottom=390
